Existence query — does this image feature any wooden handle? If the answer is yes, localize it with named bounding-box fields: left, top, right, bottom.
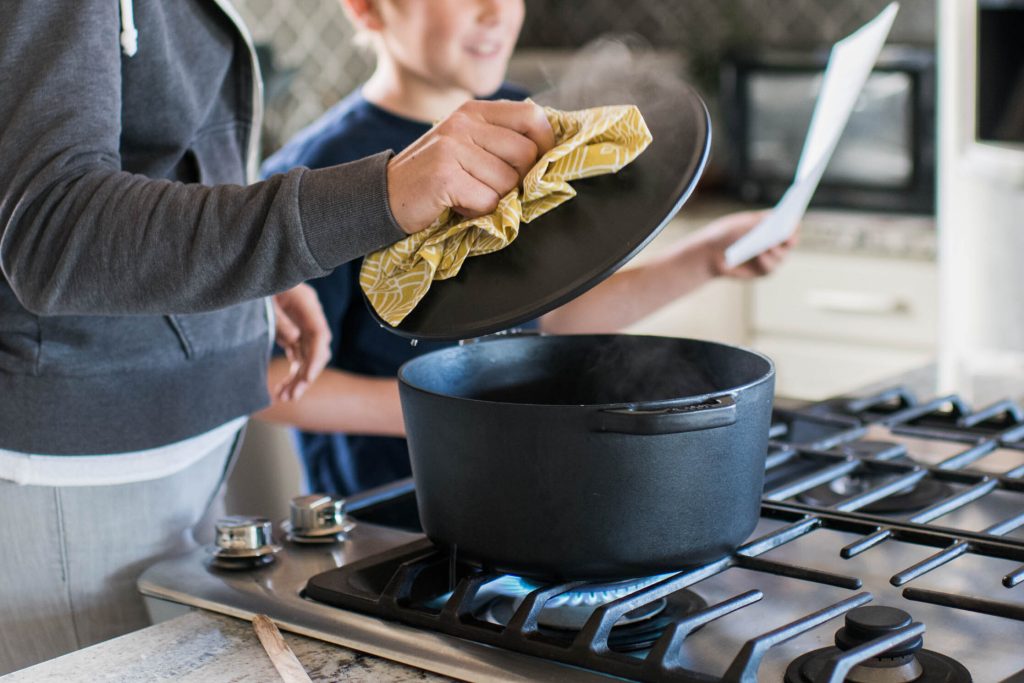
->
left=252, top=614, right=313, bottom=683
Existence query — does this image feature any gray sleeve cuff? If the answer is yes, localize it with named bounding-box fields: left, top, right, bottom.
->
left=298, top=151, right=407, bottom=270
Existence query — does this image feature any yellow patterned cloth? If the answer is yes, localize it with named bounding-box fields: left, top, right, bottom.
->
left=360, top=104, right=653, bottom=327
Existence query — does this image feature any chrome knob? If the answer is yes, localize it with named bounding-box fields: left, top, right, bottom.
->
left=215, top=515, right=274, bottom=552
left=284, top=494, right=355, bottom=544
left=290, top=494, right=345, bottom=534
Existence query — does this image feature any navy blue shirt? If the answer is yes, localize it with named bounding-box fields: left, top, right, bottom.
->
left=261, top=85, right=530, bottom=496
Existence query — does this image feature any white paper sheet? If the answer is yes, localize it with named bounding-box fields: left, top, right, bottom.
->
left=724, top=2, right=900, bottom=268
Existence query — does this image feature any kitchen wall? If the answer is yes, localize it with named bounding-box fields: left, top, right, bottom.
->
left=232, top=0, right=371, bottom=154
left=232, top=0, right=935, bottom=156
left=519, top=0, right=935, bottom=49
left=936, top=0, right=1024, bottom=402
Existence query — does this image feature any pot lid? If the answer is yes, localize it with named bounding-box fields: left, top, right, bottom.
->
left=366, top=73, right=711, bottom=341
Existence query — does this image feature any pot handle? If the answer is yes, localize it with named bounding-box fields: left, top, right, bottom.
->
left=592, top=395, right=737, bottom=435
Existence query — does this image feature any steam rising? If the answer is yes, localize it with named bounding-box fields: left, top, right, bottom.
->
left=460, top=337, right=746, bottom=407
left=533, top=35, right=693, bottom=117
left=529, top=39, right=713, bottom=404
left=578, top=336, right=720, bottom=404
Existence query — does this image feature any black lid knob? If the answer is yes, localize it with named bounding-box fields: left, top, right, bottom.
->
left=835, top=606, right=923, bottom=656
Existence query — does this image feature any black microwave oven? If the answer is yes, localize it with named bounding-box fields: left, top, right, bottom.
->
left=720, top=46, right=936, bottom=214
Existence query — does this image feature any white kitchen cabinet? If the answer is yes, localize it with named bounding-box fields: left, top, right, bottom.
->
left=755, top=333, right=934, bottom=400
left=752, top=251, right=937, bottom=348
left=626, top=278, right=749, bottom=345
left=223, top=419, right=301, bottom=520
left=622, top=206, right=938, bottom=400
left=752, top=251, right=938, bottom=399
left=624, top=214, right=750, bottom=345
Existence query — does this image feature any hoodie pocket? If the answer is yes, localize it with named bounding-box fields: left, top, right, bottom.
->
left=37, top=314, right=188, bottom=376
left=34, top=302, right=267, bottom=377
left=168, top=300, right=267, bottom=360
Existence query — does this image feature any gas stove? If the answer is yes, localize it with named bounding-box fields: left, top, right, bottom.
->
left=139, top=386, right=1024, bottom=682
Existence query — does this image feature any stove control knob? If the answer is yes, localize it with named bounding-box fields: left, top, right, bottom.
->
left=290, top=494, right=346, bottom=534
left=836, top=605, right=923, bottom=656
left=214, top=515, right=275, bottom=553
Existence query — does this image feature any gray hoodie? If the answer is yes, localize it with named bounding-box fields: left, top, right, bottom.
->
left=0, top=0, right=407, bottom=454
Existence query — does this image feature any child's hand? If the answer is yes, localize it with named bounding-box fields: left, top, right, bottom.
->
left=272, top=284, right=332, bottom=402
left=386, top=100, right=555, bottom=235
left=698, top=210, right=798, bottom=280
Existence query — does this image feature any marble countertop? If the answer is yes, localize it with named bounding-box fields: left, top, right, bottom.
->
left=667, top=195, right=936, bottom=261
left=0, top=610, right=451, bottom=683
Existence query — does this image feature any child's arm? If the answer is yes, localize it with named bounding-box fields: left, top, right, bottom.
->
left=539, top=211, right=796, bottom=335
left=256, top=358, right=406, bottom=437
left=270, top=283, right=332, bottom=402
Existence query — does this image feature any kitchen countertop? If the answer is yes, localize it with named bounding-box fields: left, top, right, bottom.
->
left=669, top=195, right=936, bottom=261
left=0, top=610, right=451, bottom=683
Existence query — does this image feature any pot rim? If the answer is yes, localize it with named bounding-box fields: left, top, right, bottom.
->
left=397, top=333, right=776, bottom=410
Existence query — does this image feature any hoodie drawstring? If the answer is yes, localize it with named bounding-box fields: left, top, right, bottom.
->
left=120, top=0, right=138, bottom=57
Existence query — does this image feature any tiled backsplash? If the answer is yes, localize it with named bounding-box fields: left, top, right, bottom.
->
left=520, top=0, right=935, bottom=50
left=232, top=0, right=371, bottom=154
left=233, top=0, right=935, bottom=157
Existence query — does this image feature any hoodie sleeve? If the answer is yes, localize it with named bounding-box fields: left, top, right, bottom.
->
left=0, top=1, right=406, bottom=316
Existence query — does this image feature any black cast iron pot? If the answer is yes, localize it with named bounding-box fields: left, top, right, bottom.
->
left=397, top=334, right=775, bottom=581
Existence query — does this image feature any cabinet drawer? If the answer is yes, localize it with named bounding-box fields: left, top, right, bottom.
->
left=753, top=252, right=937, bottom=348
left=754, top=334, right=934, bottom=400
left=626, top=280, right=748, bottom=345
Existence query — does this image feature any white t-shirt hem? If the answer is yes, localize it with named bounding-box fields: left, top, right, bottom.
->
left=0, top=416, right=247, bottom=487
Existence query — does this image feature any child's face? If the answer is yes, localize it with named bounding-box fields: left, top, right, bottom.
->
left=376, top=0, right=525, bottom=97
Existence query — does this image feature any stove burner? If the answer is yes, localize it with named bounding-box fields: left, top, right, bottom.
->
left=477, top=575, right=706, bottom=652
left=798, top=443, right=952, bottom=514
left=838, top=440, right=906, bottom=459
left=487, top=574, right=670, bottom=629
left=785, top=606, right=971, bottom=683
left=800, top=474, right=952, bottom=515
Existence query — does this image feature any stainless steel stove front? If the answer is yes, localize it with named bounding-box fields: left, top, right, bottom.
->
left=139, top=523, right=615, bottom=682
left=139, top=517, right=1024, bottom=681
left=139, top=387, right=1024, bottom=682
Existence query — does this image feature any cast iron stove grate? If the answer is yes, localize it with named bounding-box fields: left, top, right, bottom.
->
left=772, top=387, right=1024, bottom=514
left=313, top=388, right=1024, bottom=681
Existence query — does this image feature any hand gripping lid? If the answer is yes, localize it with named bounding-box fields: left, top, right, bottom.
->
left=366, top=70, right=711, bottom=341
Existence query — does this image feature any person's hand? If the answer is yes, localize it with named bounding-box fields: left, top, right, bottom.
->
left=271, top=284, right=332, bottom=402
left=697, top=210, right=799, bottom=280
left=386, top=100, right=555, bottom=235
